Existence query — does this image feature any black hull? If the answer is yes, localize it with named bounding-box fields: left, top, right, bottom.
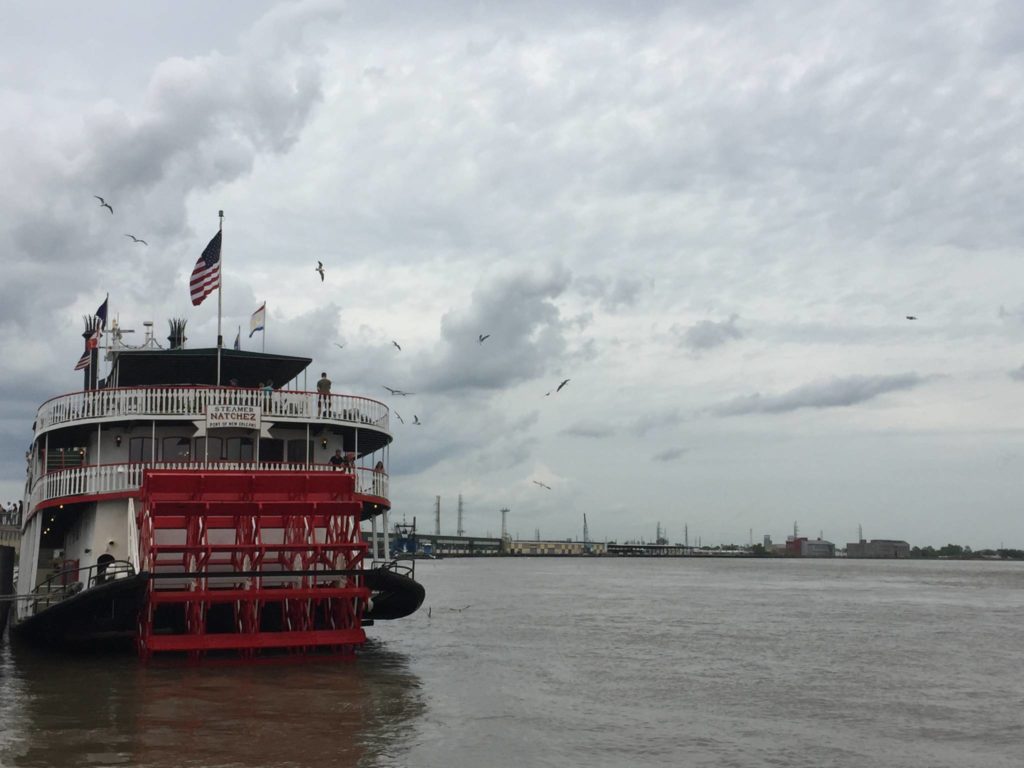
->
left=10, top=574, right=148, bottom=653
left=364, top=567, right=425, bottom=621
left=9, top=567, right=424, bottom=653
left=0, top=545, right=14, bottom=638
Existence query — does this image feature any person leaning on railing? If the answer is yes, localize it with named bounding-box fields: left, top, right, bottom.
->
left=329, top=449, right=345, bottom=471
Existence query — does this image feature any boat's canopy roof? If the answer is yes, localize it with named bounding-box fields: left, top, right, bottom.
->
left=105, top=348, right=312, bottom=389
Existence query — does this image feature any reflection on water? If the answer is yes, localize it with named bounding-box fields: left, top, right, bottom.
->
left=0, top=639, right=424, bottom=768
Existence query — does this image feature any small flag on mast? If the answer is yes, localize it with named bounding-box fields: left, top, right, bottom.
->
left=190, top=231, right=222, bottom=306
left=73, top=328, right=101, bottom=370
left=249, top=302, right=266, bottom=337
left=233, top=328, right=241, bottom=350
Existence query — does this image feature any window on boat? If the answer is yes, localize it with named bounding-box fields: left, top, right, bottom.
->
left=129, top=437, right=153, bottom=463
left=195, top=437, right=224, bottom=462
left=225, top=437, right=254, bottom=462
left=162, top=436, right=191, bottom=462
left=259, top=438, right=284, bottom=463
left=286, top=440, right=313, bottom=464
left=47, top=446, right=87, bottom=470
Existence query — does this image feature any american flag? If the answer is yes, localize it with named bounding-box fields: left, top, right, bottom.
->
left=190, top=231, right=222, bottom=306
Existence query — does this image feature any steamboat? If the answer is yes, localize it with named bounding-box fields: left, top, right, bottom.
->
left=5, top=313, right=423, bottom=660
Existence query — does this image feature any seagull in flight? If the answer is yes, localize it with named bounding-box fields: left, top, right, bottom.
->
left=124, top=234, right=148, bottom=245
left=412, top=414, right=422, bottom=425
left=333, top=342, right=345, bottom=349
left=478, top=334, right=490, bottom=344
left=315, top=261, right=325, bottom=282
left=383, top=386, right=415, bottom=396
left=392, top=340, right=402, bottom=351
left=532, top=480, right=552, bottom=490
left=393, top=410, right=405, bottom=424
left=556, top=379, right=570, bottom=392
left=905, top=315, right=918, bottom=320
left=93, top=196, right=113, bottom=214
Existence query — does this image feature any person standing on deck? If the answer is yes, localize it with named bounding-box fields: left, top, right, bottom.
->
left=317, top=371, right=332, bottom=416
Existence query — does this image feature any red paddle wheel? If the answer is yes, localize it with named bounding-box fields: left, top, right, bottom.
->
left=136, top=470, right=369, bottom=661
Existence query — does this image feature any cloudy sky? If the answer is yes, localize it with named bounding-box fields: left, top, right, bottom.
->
left=2, top=0, right=1023, bottom=548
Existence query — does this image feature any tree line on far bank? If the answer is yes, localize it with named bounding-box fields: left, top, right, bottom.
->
left=910, top=545, right=1024, bottom=560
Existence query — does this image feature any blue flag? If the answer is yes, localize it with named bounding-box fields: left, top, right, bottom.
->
left=95, top=297, right=108, bottom=329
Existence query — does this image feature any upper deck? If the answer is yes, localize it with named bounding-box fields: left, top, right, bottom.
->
left=35, top=386, right=390, bottom=438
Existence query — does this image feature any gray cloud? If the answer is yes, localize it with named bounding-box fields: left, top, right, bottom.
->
left=1009, top=365, right=1024, bottom=382
left=562, top=421, right=616, bottom=439
left=415, top=265, right=574, bottom=394
left=714, top=373, right=928, bottom=416
left=675, top=315, right=744, bottom=352
left=631, top=409, right=685, bottom=436
left=0, top=3, right=339, bottom=331
left=652, top=447, right=688, bottom=462
left=575, top=275, right=645, bottom=312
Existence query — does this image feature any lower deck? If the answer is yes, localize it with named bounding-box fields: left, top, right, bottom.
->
left=13, top=469, right=421, bottom=659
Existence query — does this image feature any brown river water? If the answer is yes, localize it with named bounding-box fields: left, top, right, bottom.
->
left=1, top=558, right=1022, bottom=767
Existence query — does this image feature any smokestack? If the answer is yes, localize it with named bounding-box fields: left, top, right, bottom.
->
left=167, top=318, right=188, bottom=350
left=82, top=314, right=102, bottom=390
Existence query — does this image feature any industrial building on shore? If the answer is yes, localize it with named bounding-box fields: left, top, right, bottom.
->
left=846, top=539, right=911, bottom=558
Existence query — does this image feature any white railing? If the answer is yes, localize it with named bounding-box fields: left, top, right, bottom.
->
left=28, top=462, right=389, bottom=515
left=35, top=387, right=389, bottom=435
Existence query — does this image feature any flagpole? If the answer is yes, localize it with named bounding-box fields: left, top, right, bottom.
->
left=216, top=210, right=224, bottom=385
left=263, top=302, right=266, bottom=353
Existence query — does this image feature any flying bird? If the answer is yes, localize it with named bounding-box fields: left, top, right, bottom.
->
left=392, top=340, right=401, bottom=351
left=556, top=379, right=570, bottom=392
left=412, top=415, right=422, bottom=425
left=383, top=386, right=415, bottom=396
left=93, top=196, right=113, bottom=214
left=478, top=334, right=490, bottom=344
left=393, top=410, right=405, bottom=424
left=333, top=342, right=345, bottom=349
left=315, top=261, right=325, bottom=282
left=532, top=480, right=552, bottom=490
left=906, top=315, right=917, bottom=320
left=124, top=234, right=148, bottom=245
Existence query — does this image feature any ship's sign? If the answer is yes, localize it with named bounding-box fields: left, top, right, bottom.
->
left=194, top=405, right=271, bottom=437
